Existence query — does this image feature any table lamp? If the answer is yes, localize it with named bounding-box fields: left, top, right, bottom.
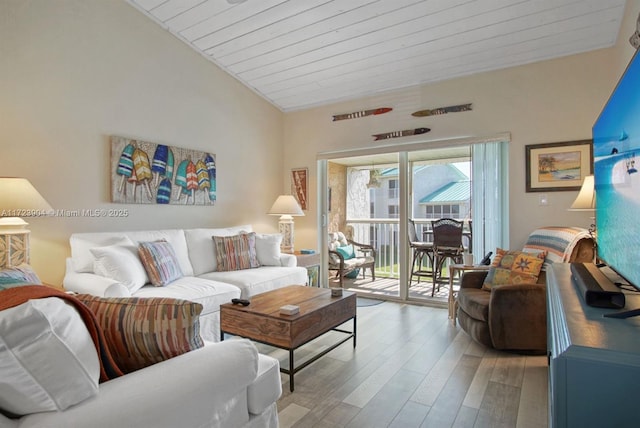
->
left=0, top=177, right=53, bottom=268
left=568, top=175, right=596, bottom=236
left=268, top=195, right=304, bottom=253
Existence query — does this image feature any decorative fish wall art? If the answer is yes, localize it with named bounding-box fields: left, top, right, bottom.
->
left=111, top=136, right=216, bottom=205
left=411, top=103, right=472, bottom=117
left=332, top=107, right=392, bottom=121
left=372, top=127, right=430, bottom=141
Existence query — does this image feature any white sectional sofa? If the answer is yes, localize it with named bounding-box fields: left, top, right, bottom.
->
left=63, top=225, right=308, bottom=342
left=0, top=295, right=282, bottom=428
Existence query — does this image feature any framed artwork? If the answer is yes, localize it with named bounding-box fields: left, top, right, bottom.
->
left=291, top=167, right=308, bottom=210
left=110, top=136, right=216, bottom=205
left=525, top=140, right=593, bottom=192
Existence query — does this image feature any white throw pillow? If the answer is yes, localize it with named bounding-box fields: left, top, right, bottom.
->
left=70, top=234, right=133, bottom=273
left=0, top=298, right=100, bottom=416
left=255, top=233, right=282, bottom=266
left=90, top=244, right=149, bottom=293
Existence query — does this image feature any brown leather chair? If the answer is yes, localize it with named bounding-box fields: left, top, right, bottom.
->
left=456, top=229, right=595, bottom=352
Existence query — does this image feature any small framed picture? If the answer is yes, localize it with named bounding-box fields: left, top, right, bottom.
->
left=525, top=140, right=593, bottom=192
left=291, top=167, right=308, bottom=210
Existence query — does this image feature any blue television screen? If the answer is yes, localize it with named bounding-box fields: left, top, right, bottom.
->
left=593, top=49, right=640, bottom=289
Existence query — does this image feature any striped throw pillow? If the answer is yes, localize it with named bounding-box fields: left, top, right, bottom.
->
left=76, top=295, right=204, bottom=374
left=138, top=240, right=183, bottom=286
left=0, top=264, right=42, bottom=283
left=212, top=232, right=260, bottom=271
left=0, top=264, right=42, bottom=290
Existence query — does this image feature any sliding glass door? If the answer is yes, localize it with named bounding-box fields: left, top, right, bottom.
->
left=318, top=136, right=509, bottom=303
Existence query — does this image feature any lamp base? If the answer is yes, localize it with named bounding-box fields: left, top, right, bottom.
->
left=0, top=229, right=30, bottom=268
left=278, top=215, right=295, bottom=253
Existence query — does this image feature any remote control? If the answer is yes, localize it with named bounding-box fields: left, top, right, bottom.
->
left=231, top=298, right=250, bottom=306
left=480, top=251, right=493, bottom=266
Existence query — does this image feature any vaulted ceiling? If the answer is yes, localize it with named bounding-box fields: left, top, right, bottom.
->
left=127, top=0, right=626, bottom=112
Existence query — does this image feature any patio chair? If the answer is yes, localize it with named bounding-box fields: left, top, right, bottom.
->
left=431, top=218, right=464, bottom=296
left=408, top=219, right=434, bottom=284
left=328, top=232, right=376, bottom=288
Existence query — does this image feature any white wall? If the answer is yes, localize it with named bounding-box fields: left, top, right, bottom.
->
left=284, top=0, right=640, bottom=253
left=0, top=0, right=284, bottom=284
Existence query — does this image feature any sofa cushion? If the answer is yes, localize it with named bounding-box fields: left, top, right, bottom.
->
left=0, top=298, right=99, bottom=416
left=255, top=233, right=283, bottom=266
left=70, top=234, right=132, bottom=273
left=200, top=266, right=308, bottom=299
left=328, top=232, right=349, bottom=250
left=185, top=225, right=253, bottom=275
left=457, top=288, right=491, bottom=322
left=132, top=276, right=240, bottom=316
left=342, top=256, right=374, bottom=270
left=90, top=244, right=148, bottom=293
left=76, top=295, right=204, bottom=374
left=482, top=248, right=546, bottom=291
left=213, top=232, right=260, bottom=272
left=138, top=240, right=183, bottom=286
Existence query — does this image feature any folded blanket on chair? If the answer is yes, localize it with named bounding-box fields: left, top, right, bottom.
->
left=0, top=285, right=124, bottom=382
left=523, top=226, right=591, bottom=268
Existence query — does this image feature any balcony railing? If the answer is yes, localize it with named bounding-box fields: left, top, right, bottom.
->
left=347, top=219, right=431, bottom=278
left=346, top=218, right=470, bottom=278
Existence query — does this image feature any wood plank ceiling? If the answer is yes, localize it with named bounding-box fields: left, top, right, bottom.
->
left=127, top=0, right=626, bottom=112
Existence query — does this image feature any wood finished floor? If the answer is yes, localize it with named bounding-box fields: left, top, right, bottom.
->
left=261, top=300, right=548, bottom=428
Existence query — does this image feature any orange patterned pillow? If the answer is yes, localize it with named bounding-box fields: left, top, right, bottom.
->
left=76, top=295, right=204, bottom=373
left=482, top=248, right=546, bottom=290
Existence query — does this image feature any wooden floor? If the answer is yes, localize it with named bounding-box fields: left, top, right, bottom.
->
left=262, top=300, right=548, bottom=428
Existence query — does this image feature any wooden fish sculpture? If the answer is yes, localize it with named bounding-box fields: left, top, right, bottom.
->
left=333, top=107, right=392, bottom=121
left=411, top=103, right=472, bottom=117
left=372, top=127, right=430, bottom=141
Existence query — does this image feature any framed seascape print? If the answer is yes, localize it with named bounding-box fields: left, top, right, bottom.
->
left=291, top=167, right=308, bottom=210
left=525, top=140, right=593, bottom=192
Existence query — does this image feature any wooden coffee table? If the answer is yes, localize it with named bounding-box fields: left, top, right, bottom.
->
left=220, top=285, right=356, bottom=392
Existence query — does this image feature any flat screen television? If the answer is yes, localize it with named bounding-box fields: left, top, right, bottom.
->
left=593, top=48, right=640, bottom=296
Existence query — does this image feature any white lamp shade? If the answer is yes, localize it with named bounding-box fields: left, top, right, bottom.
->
left=0, top=178, right=52, bottom=266
left=0, top=178, right=53, bottom=214
left=268, top=195, right=304, bottom=216
left=569, top=175, right=595, bottom=211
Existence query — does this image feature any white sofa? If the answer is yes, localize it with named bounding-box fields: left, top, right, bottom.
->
left=63, top=225, right=308, bottom=342
left=0, top=296, right=282, bottom=428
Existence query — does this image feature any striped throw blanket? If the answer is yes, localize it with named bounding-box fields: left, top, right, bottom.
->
left=522, top=227, right=591, bottom=269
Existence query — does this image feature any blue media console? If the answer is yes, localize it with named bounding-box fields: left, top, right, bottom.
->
left=547, top=263, right=640, bottom=428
